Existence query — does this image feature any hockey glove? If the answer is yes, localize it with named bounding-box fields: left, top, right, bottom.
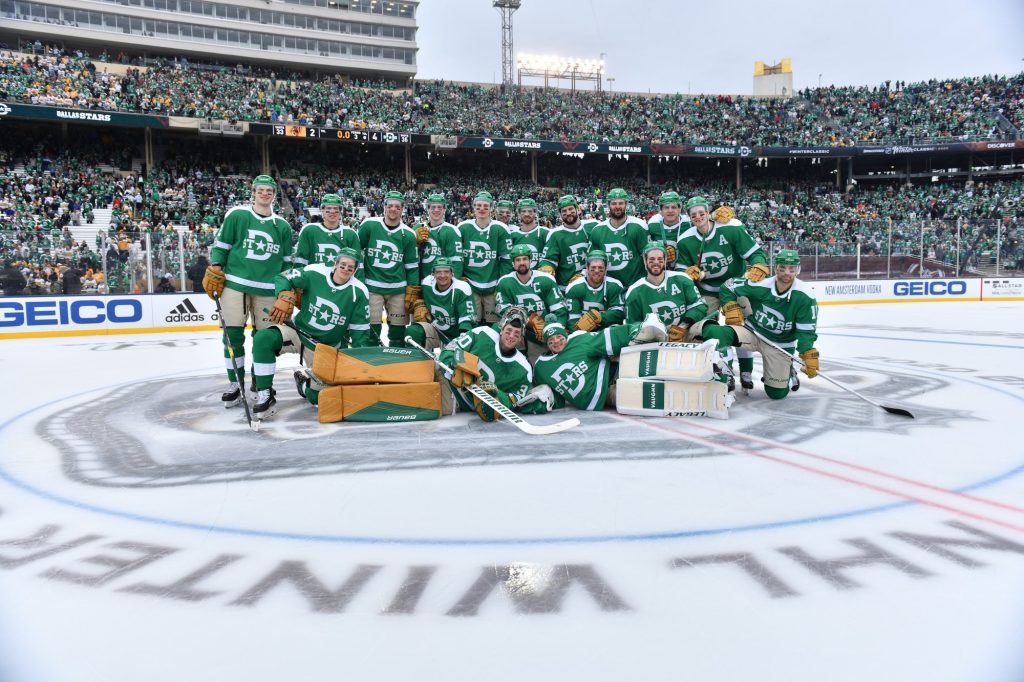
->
left=537, top=264, right=557, bottom=278
left=517, top=384, right=555, bottom=411
left=415, top=224, right=431, bottom=246
left=575, top=309, right=602, bottom=332
left=567, top=272, right=583, bottom=284
left=202, top=265, right=225, bottom=299
left=405, top=285, right=422, bottom=313
left=667, top=324, right=689, bottom=342
left=412, top=300, right=432, bottom=323
left=721, top=301, right=745, bottom=326
left=712, top=205, right=736, bottom=224
left=527, top=312, right=547, bottom=343
left=472, top=381, right=515, bottom=422
left=270, top=289, right=298, bottom=324
left=800, top=348, right=819, bottom=378
left=666, top=244, right=677, bottom=266
left=685, top=264, right=704, bottom=282
left=745, top=263, right=770, bottom=282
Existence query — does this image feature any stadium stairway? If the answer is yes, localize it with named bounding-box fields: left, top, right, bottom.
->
left=69, top=206, right=113, bottom=247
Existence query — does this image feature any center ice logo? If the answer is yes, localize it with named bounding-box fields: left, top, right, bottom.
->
left=700, top=250, right=734, bottom=279
left=367, top=239, right=401, bottom=269
left=552, top=360, right=588, bottom=399
left=243, top=228, right=281, bottom=261
left=307, top=296, right=346, bottom=331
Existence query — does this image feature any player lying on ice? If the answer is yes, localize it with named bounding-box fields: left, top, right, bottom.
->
left=686, top=249, right=820, bottom=399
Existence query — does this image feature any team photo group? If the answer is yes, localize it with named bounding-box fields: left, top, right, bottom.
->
left=200, top=175, right=820, bottom=428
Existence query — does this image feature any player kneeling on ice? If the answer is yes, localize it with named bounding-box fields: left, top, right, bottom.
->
left=436, top=306, right=550, bottom=421
left=251, top=248, right=373, bottom=420
left=530, top=314, right=668, bottom=411
left=687, top=249, right=819, bottom=400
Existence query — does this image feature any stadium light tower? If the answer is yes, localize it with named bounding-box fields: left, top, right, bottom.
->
left=516, top=53, right=606, bottom=93
left=493, top=0, right=522, bottom=88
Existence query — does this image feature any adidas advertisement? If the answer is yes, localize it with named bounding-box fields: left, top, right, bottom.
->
left=165, top=297, right=218, bottom=323
left=161, top=294, right=219, bottom=328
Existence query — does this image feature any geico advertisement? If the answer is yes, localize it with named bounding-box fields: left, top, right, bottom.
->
left=0, top=294, right=220, bottom=335
left=812, top=278, right=982, bottom=303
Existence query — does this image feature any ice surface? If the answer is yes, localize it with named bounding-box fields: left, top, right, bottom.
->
left=1, top=300, right=1023, bottom=682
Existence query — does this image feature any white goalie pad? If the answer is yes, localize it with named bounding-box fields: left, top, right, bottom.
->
left=618, top=340, right=720, bottom=383
left=615, top=378, right=731, bottom=420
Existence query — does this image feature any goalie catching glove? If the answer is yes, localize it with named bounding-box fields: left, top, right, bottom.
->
left=744, top=263, right=770, bottom=282
left=269, top=289, right=299, bottom=324
left=202, top=265, right=225, bottom=299
left=800, top=348, right=819, bottom=378
left=575, top=309, right=602, bottom=332
left=721, top=301, right=745, bottom=326
left=438, top=348, right=480, bottom=388
left=405, top=285, right=422, bottom=313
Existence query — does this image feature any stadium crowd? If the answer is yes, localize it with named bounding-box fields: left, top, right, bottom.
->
left=2, top=46, right=1022, bottom=146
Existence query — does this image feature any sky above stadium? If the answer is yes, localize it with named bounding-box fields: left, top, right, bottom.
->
left=415, top=0, right=1024, bottom=94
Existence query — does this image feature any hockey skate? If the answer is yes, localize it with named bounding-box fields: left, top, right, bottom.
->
left=221, top=383, right=242, bottom=408
left=251, top=388, right=277, bottom=430
left=740, top=371, right=754, bottom=396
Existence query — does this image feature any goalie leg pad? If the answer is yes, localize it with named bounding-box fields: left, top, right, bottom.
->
left=615, top=378, right=731, bottom=420
left=312, top=343, right=435, bottom=385
left=618, top=340, right=720, bottom=382
left=317, top=382, right=442, bottom=423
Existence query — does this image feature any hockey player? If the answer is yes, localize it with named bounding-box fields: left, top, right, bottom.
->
left=646, top=191, right=688, bottom=269
left=458, top=191, right=511, bottom=325
left=691, top=250, right=819, bottom=400
left=624, top=241, right=708, bottom=341
left=292, top=193, right=361, bottom=269
left=358, top=190, right=418, bottom=347
left=539, top=195, right=591, bottom=290
left=508, top=198, right=549, bottom=268
left=564, top=249, right=625, bottom=332
left=407, top=256, right=476, bottom=351
left=587, top=187, right=650, bottom=287
left=494, top=199, right=514, bottom=226
left=438, top=306, right=545, bottom=421
left=253, top=248, right=372, bottom=418
left=677, top=196, right=769, bottom=390
left=494, top=243, right=567, bottom=363
left=415, top=193, right=463, bottom=280
left=202, top=174, right=293, bottom=408
left=532, top=314, right=666, bottom=412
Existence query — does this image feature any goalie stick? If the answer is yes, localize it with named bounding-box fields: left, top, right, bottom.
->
left=742, top=322, right=914, bottom=419
left=215, top=294, right=256, bottom=431
left=405, top=337, right=581, bottom=435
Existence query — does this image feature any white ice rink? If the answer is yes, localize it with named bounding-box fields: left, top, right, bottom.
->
left=1, top=300, right=1023, bottom=682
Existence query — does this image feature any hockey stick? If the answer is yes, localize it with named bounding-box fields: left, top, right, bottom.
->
left=405, top=337, right=581, bottom=435
left=742, top=322, right=914, bottom=418
left=214, top=293, right=255, bottom=430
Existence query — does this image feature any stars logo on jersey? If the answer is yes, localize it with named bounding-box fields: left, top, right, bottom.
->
left=567, top=242, right=590, bottom=269
left=429, top=304, right=455, bottom=329
left=648, top=300, right=690, bottom=325
left=316, top=243, right=341, bottom=265
left=366, top=239, right=402, bottom=269
left=753, top=304, right=793, bottom=333
left=699, top=250, right=735, bottom=280
left=604, top=242, right=633, bottom=271
left=243, top=228, right=282, bottom=261
left=552, top=360, right=589, bottom=399
left=308, top=296, right=347, bottom=332
left=512, top=292, right=545, bottom=314
left=466, top=240, right=498, bottom=268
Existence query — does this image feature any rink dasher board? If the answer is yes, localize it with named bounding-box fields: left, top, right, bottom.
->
left=1, top=277, right=1022, bottom=339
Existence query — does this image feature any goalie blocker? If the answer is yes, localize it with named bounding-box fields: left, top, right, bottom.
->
left=616, top=340, right=732, bottom=419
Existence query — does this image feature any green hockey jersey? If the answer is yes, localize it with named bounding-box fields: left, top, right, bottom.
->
left=647, top=215, right=692, bottom=267
left=418, top=221, right=464, bottom=280
left=441, top=326, right=533, bottom=412
left=293, top=222, right=361, bottom=268
left=533, top=324, right=636, bottom=410
left=421, top=275, right=476, bottom=338
left=624, top=271, right=708, bottom=326
left=564, top=275, right=625, bottom=328
left=275, top=264, right=372, bottom=349
left=494, top=270, right=567, bottom=324
left=675, top=218, right=766, bottom=296
left=508, top=224, right=550, bottom=269
left=587, top=216, right=650, bottom=287
left=458, top=219, right=511, bottom=295
left=210, top=205, right=294, bottom=295
left=719, top=276, right=818, bottom=353
left=358, top=216, right=419, bottom=295
left=539, top=225, right=591, bottom=288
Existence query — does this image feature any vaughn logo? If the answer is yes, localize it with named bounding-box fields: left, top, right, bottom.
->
left=165, top=298, right=211, bottom=323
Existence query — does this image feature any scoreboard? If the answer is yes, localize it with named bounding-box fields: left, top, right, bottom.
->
left=250, top=123, right=429, bottom=145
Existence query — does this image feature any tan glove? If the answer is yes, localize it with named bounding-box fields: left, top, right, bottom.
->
left=412, top=300, right=432, bottom=323
left=202, top=265, right=225, bottom=299
left=405, top=285, right=422, bottom=313
left=450, top=350, right=481, bottom=388
left=800, top=348, right=819, bottom=378
left=528, top=313, right=546, bottom=343
left=575, top=309, right=601, bottom=332
left=712, top=205, right=736, bottom=224
left=567, top=272, right=583, bottom=284
left=721, top=301, right=745, bottom=326
left=685, top=264, right=703, bottom=282
left=745, top=263, right=770, bottom=282
left=666, top=244, right=677, bottom=265
left=415, top=224, right=430, bottom=246
left=538, top=264, right=557, bottom=277
left=667, top=324, right=689, bottom=342
left=270, top=290, right=298, bottom=324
